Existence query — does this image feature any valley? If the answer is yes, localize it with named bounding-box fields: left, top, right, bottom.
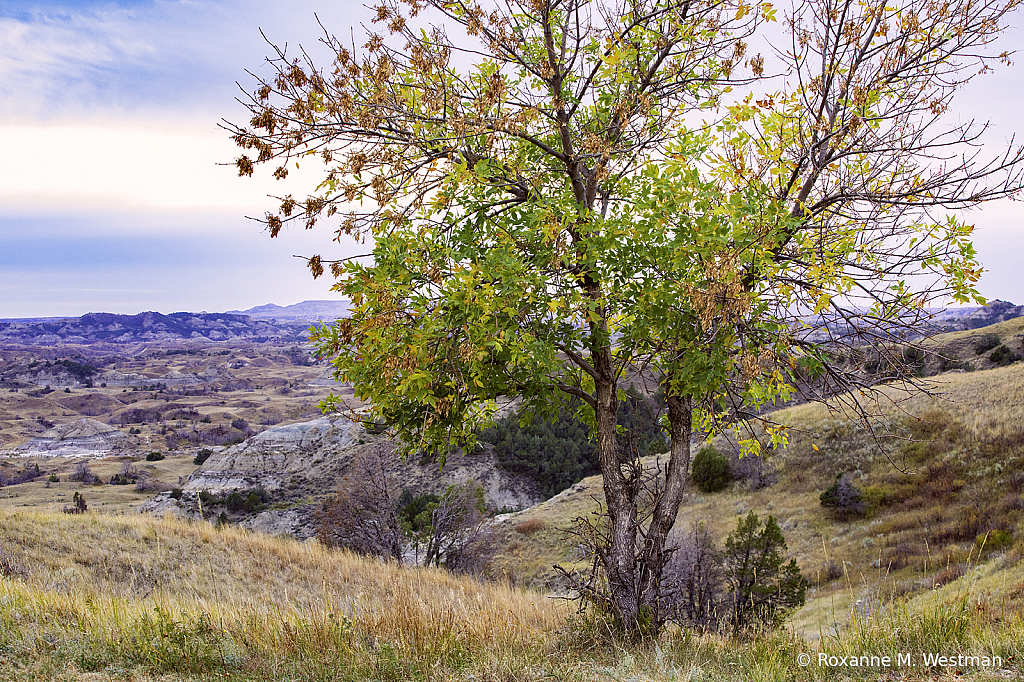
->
left=2, top=302, right=1024, bottom=679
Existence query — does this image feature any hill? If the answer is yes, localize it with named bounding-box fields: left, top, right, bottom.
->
left=493, top=360, right=1024, bottom=644
left=226, top=299, right=353, bottom=321
left=1, top=510, right=1020, bottom=681
left=0, top=311, right=311, bottom=346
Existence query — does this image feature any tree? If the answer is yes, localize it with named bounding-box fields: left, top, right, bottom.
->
left=819, top=473, right=865, bottom=521
left=722, top=512, right=807, bottom=631
left=424, top=481, right=496, bottom=575
left=229, top=0, right=1023, bottom=634
left=662, top=521, right=724, bottom=631
left=690, top=445, right=732, bottom=493
left=316, top=445, right=404, bottom=562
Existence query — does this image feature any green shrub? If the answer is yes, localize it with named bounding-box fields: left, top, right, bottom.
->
left=48, top=474, right=59, bottom=483
left=723, top=512, right=808, bottom=631
left=974, top=333, right=1001, bottom=355
left=243, top=490, right=264, bottom=513
left=990, top=344, right=1020, bottom=367
left=819, top=473, right=866, bottom=521
left=145, top=452, right=164, bottom=462
left=226, top=491, right=244, bottom=512
left=861, top=485, right=894, bottom=515
left=169, top=488, right=183, bottom=500
left=193, top=449, right=213, bottom=465
left=977, top=529, right=1013, bottom=553
left=691, top=446, right=732, bottom=493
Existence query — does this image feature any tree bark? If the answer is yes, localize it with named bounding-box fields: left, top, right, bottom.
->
left=638, top=392, right=693, bottom=621
left=594, top=368, right=641, bottom=630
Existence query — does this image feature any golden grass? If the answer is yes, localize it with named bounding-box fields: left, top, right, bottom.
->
left=0, top=452, right=198, bottom=515
left=0, top=510, right=566, bottom=681
left=2, top=509, right=1022, bottom=681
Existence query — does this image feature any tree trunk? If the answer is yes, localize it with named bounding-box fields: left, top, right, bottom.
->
left=593, top=348, right=641, bottom=630
left=637, top=392, right=693, bottom=622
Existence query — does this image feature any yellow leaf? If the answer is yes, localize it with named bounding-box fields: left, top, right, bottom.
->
left=812, top=444, right=819, bottom=451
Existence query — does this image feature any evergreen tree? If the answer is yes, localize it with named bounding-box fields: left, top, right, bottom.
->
left=723, top=512, right=807, bottom=631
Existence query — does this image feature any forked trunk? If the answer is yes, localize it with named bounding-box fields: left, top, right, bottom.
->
left=638, top=393, right=693, bottom=622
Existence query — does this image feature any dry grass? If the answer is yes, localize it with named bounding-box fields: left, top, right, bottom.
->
left=2, top=509, right=1022, bottom=681
left=0, top=452, right=198, bottom=515
left=0, top=510, right=567, bottom=681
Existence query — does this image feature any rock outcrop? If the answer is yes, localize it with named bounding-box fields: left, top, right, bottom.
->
left=139, top=415, right=544, bottom=538
left=18, top=418, right=129, bottom=456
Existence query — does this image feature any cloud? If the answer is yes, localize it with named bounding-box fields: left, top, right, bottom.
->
left=0, top=119, right=333, bottom=212
left=0, top=0, right=373, bottom=120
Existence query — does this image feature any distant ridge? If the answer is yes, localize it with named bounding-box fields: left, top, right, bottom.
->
left=226, top=300, right=352, bottom=321
left=1, top=299, right=1016, bottom=347
left=0, top=311, right=310, bottom=346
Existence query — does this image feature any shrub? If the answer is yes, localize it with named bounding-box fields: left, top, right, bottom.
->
left=109, top=460, right=139, bottom=486
left=990, top=344, right=1020, bottom=366
left=146, top=451, right=165, bottom=461
left=398, top=489, right=442, bottom=549
left=938, top=352, right=974, bottom=372
left=514, top=518, right=546, bottom=535
left=169, top=488, right=183, bottom=500
left=62, top=491, right=88, bottom=515
left=48, top=474, right=59, bottom=483
left=193, top=449, right=213, bottom=465
left=978, top=529, right=1013, bottom=553
left=723, top=512, right=807, bottom=631
left=819, top=473, right=866, bottom=521
left=691, top=446, right=731, bottom=493
left=974, top=333, right=1001, bottom=355
left=663, top=522, right=723, bottom=630
left=243, top=491, right=263, bottom=513
left=426, top=482, right=496, bottom=575
left=68, top=462, right=96, bottom=485
left=226, top=491, right=245, bottom=512
left=198, top=490, right=221, bottom=508
left=861, top=485, right=894, bottom=514
left=317, top=445, right=404, bottom=562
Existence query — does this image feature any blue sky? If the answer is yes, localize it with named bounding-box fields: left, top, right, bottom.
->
left=0, top=0, right=1022, bottom=318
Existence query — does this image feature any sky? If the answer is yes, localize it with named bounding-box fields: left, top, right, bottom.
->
left=0, top=0, right=1022, bottom=319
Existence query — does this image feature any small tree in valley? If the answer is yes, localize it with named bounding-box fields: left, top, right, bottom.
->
left=820, top=473, right=866, bottom=521
left=316, top=445, right=404, bottom=562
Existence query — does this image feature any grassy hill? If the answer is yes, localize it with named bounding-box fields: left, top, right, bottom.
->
left=1, top=510, right=1021, bottom=681
left=489, top=351, right=1024, bottom=679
